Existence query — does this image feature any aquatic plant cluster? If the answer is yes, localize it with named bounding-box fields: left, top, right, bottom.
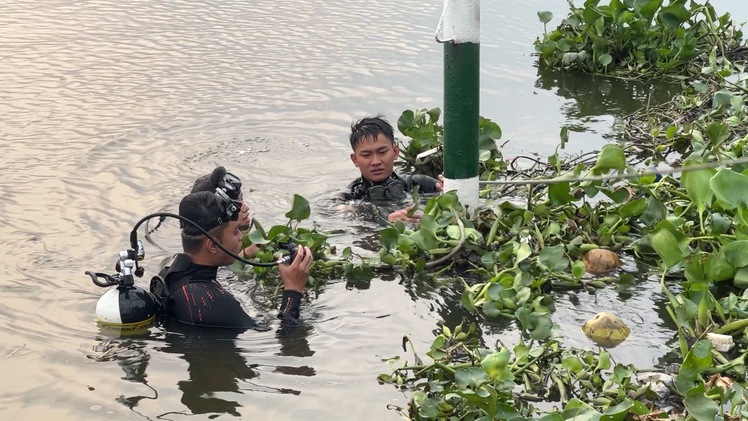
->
left=534, top=0, right=743, bottom=77
left=229, top=1, right=748, bottom=419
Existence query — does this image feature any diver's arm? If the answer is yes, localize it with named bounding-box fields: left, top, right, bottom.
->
left=276, top=246, right=312, bottom=327
left=277, top=289, right=302, bottom=325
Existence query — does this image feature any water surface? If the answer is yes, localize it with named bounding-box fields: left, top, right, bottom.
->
left=1, top=0, right=746, bottom=419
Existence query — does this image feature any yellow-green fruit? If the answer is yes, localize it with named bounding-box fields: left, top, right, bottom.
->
left=582, top=311, right=630, bottom=348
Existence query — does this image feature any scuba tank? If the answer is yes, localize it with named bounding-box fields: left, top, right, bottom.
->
left=86, top=241, right=160, bottom=330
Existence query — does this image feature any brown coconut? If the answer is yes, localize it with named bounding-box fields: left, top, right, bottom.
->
left=583, top=249, right=621, bottom=274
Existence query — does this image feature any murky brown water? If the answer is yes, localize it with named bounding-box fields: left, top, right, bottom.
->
left=2, top=0, right=746, bottom=419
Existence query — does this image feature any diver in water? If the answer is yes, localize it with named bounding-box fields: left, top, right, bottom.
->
left=153, top=191, right=313, bottom=328
left=338, top=115, right=443, bottom=223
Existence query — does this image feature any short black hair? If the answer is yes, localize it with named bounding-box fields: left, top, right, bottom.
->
left=349, top=115, right=395, bottom=150
left=179, top=191, right=227, bottom=254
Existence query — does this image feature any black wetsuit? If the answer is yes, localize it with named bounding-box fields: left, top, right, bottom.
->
left=338, top=172, right=440, bottom=201
left=154, top=253, right=301, bottom=328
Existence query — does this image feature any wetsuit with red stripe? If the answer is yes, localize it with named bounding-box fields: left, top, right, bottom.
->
left=160, top=254, right=301, bottom=328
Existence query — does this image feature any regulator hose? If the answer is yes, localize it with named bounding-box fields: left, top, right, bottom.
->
left=130, top=212, right=283, bottom=267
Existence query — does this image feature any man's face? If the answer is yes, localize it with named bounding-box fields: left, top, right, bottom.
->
left=235, top=191, right=251, bottom=231
left=213, top=220, right=244, bottom=266
left=350, top=134, right=399, bottom=183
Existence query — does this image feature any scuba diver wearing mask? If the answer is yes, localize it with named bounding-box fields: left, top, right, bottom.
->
left=150, top=190, right=313, bottom=328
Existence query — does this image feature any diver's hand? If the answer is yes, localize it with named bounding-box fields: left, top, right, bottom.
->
left=279, top=245, right=312, bottom=293
left=436, top=174, right=444, bottom=192
left=388, top=208, right=421, bottom=224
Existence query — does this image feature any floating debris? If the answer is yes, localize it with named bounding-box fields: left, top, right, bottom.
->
left=582, top=311, right=630, bottom=348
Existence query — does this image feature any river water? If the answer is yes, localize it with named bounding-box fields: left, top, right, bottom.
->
left=2, top=1, right=747, bottom=419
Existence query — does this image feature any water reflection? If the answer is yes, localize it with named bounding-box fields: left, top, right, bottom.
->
left=535, top=66, right=683, bottom=126
left=162, top=327, right=252, bottom=417
left=89, top=335, right=159, bottom=418
left=90, top=318, right=316, bottom=419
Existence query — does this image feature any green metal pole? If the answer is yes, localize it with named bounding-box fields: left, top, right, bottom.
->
left=437, top=0, right=480, bottom=212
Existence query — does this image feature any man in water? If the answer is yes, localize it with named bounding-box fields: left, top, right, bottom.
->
left=339, top=115, right=443, bottom=223
left=191, top=166, right=259, bottom=258
left=153, top=190, right=312, bottom=328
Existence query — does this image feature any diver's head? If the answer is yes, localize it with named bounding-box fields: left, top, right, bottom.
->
left=349, top=115, right=399, bottom=183
left=179, top=191, right=243, bottom=267
left=191, top=166, right=252, bottom=230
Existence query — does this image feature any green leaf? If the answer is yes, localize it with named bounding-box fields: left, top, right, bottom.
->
left=495, top=403, right=524, bottom=420
left=659, top=4, right=690, bottom=31
left=683, top=384, right=720, bottom=421
left=481, top=300, right=502, bottom=318
left=704, top=250, right=735, bottom=282
left=380, top=227, right=399, bottom=251
left=454, top=367, right=488, bottom=388
left=435, top=191, right=460, bottom=211
left=562, top=355, right=584, bottom=374
left=711, top=169, right=748, bottom=209
left=461, top=291, right=476, bottom=313
left=537, top=10, right=553, bottom=24
left=638, top=0, right=663, bottom=23
left=649, top=227, right=685, bottom=268
left=480, top=252, right=495, bottom=269
left=397, top=109, right=416, bottom=135
left=733, top=267, right=748, bottom=289
left=713, top=90, right=735, bottom=109
left=709, top=213, right=731, bottom=235
left=572, top=260, right=586, bottom=279
left=603, top=187, right=632, bottom=204
left=536, top=415, right=565, bottom=421
left=479, top=117, right=502, bottom=142
left=688, top=339, right=713, bottom=370
left=602, top=399, right=634, bottom=420
left=724, top=241, right=748, bottom=268
left=561, top=398, right=602, bottom=419
left=682, top=158, right=715, bottom=215
left=419, top=214, right=439, bottom=232
left=515, top=242, right=532, bottom=266
left=530, top=314, right=553, bottom=340
left=266, top=224, right=290, bottom=240
left=446, top=225, right=461, bottom=240
left=284, top=194, right=311, bottom=221
left=549, top=181, right=576, bottom=205
left=410, top=227, right=440, bottom=251
left=704, top=121, right=731, bottom=146
left=592, top=144, right=626, bottom=174
left=619, top=197, right=647, bottom=217
left=639, top=196, right=667, bottom=226
left=675, top=365, right=700, bottom=394
left=427, top=107, right=441, bottom=123
left=248, top=226, right=269, bottom=245
left=538, top=245, right=569, bottom=272
left=516, top=306, right=534, bottom=331
left=481, top=349, right=514, bottom=382
left=599, top=53, right=612, bottom=67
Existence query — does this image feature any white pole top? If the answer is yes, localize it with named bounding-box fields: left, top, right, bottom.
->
left=435, top=0, right=480, bottom=44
